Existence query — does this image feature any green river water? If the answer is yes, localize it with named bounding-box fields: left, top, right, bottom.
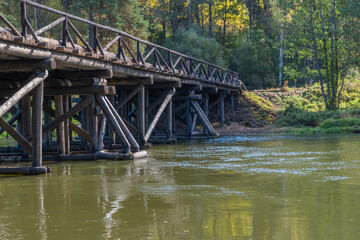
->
left=1, top=134, right=360, bottom=240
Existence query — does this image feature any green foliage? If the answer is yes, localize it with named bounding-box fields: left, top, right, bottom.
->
left=320, top=118, right=360, bottom=129
left=276, top=77, right=360, bottom=132
left=276, top=105, right=320, bottom=127
left=231, top=30, right=277, bottom=89
left=164, top=26, right=228, bottom=67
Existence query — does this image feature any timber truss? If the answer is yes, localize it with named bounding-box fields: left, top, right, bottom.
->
left=0, top=0, right=243, bottom=175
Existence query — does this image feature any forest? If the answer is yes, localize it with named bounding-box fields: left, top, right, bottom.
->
left=0, top=0, right=359, bottom=110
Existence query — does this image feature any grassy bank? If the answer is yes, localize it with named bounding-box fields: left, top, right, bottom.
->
left=233, top=70, right=360, bottom=134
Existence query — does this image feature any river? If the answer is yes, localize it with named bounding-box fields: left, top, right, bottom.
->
left=1, top=134, right=360, bottom=239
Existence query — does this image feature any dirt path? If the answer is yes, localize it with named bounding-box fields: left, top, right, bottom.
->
left=215, top=122, right=280, bottom=135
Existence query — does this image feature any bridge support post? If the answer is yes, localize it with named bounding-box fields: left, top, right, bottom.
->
left=137, top=85, right=145, bottom=145
left=186, top=100, right=192, bottom=137
left=220, top=94, right=225, bottom=127
left=22, top=95, right=32, bottom=140
left=120, top=90, right=128, bottom=122
left=55, top=95, right=65, bottom=155
left=31, top=81, right=43, bottom=167
left=89, top=95, right=98, bottom=153
left=63, top=95, right=70, bottom=155
left=166, top=98, right=175, bottom=142
left=107, top=95, right=116, bottom=145
left=44, top=96, right=52, bottom=148
left=203, top=93, right=209, bottom=118
left=145, top=89, right=149, bottom=132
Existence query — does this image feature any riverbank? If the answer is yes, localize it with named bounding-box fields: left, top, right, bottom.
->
left=224, top=78, right=360, bottom=135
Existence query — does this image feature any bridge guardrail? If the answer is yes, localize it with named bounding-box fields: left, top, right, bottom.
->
left=0, top=0, right=244, bottom=90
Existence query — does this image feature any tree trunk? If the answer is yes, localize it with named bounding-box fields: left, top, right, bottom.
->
left=279, top=23, right=284, bottom=88
left=209, top=1, right=213, bottom=37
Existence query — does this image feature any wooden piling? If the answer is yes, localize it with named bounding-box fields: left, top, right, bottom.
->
left=22, top=96, right=32, bottom=139
left=43, top=97, right=52, bottom=147
left=97, top=115, right=106, bottom=151
left=63, top=95, right=70, bottom=155
left=107, top=94, right=115, bottom=145
left=31, top=81, right=43, bottom=167
left=104, top=96, right=140, bottom=152
left=55, top=95, right=65, bottom=155
left=89, top=95, right=98, bottom=152
left=166, top=98, right=173, bottom=141
left=137, top=85, right=145, bottom=145
left=96, top=95, right=131, bottom=153
left=220, top=94, right=225, bottom=127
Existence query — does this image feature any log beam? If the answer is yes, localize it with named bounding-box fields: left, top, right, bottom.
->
left=0, top=59, right=56, bottom=72
left=51, top=70, right=113, bottom=80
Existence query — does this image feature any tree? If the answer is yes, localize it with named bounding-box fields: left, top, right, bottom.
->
left=164, top=26, right=228, bottom=67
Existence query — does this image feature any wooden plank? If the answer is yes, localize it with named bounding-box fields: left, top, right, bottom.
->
left=0, top=118, right=32, bottom=154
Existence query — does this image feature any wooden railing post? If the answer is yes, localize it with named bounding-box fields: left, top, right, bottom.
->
left=62, top=16, right=67, bottom=46
left=20, top=2, right=27, bottom=37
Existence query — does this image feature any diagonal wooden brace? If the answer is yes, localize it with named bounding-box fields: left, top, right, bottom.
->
left=144, top=87, right=176, bottom=143
left=43, top=104, right=93, bottom=144
left=115, top=84, right=144, bottom=110
left=0, top=70, right=48, bottom=118
left=0, top=118, right=32, bottom=154
left=42, top=97, right=92, bottom=135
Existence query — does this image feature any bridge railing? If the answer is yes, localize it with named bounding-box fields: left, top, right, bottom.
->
left=1, top=0, right=244, bottom=89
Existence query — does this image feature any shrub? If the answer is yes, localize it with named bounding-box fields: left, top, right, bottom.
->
left=320, top=118, right=360, bottom=129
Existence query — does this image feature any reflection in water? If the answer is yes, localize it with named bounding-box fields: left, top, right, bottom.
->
left=1, top=134, right=360, bottom=239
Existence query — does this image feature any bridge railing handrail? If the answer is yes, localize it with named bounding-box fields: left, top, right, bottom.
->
left=10, top=0, right=244, bottom=89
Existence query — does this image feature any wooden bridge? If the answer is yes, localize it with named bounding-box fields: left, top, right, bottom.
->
left=0, top=0, right=243, bottom=175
